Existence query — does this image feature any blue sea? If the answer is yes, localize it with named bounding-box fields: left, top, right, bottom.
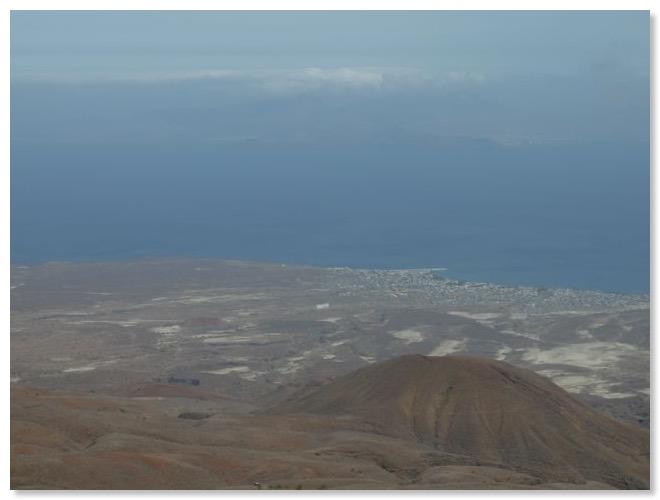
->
left=11, top=140, right=650, bottom=294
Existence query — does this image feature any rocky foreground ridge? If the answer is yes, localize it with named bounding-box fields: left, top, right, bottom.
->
left=12, top=355, right=649, bottom=490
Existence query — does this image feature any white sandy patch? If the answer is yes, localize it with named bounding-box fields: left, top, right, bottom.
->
left=10, top=376, right=20, bottom=383
left=74, top=319, right=161, bottom=327
left=576, top=329, right=594, bottom=340
left=522, top=342, right=641, bottom=370
left=545, top=310, right=595, bottom=316
left=501, top=329, right=540, bottom=340
left=220, top=316, right=238, bottom=322
left=279, top=357, right=306, bottom=375
left=447, top=311, right=501, bottom=321
left=203, top=366, right=250, bottom=375
left=331, top=340, right=348, bottom=347
left=117, top=320, right=144, bottom=327
left=429, top=339, right=465, bottom=356
left=182, top=296, right=227, bottom=304
left=322, top=354, right=336, bottom=360
left=61, top=357, right=120, bottom=373
left=494, top=346, right=512, bottom=361
left=202, top=332, right=283, bottom=344
left=180, top=293, right=269, bottom=304
left=538, top=371, right=637, bottom=399
left=637, top=388, right=651, bottom=395
left=537, top=371, right=593, bottom=392
left=589, top=318, right=609, bottom=329
left=151, top=325, right=181, bottom=334
left=535, top=369, right=566, bottom=379
left=153, top=325, right=182, bottom=348
left=601, top=391, right=637, bottom=399
left=360, top=356, right=376, bottom=363
left=63, top=365, right=97, bottom=373
left=239, top=371, right=266, bottom=381
left=190, top=331, right=234, bottom=339
left=390, top=329, right=425, bottom=343
left=321, top=317, right=342, bottom=323
left=203, top=336, right=251, bottom=344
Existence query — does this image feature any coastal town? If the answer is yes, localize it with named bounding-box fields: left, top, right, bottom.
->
left=321, top=266, right=648, bottom=314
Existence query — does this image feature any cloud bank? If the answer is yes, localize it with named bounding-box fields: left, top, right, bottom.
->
left=10, top=64, right=647, bottom=145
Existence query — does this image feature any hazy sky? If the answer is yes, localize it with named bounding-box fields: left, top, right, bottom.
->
left=10, top=10, right=651, bottom=144
left=11, top=10, right=649, bottom=79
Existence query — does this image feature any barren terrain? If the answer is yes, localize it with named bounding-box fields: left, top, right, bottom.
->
left=10, top=259, right=650, bottom=489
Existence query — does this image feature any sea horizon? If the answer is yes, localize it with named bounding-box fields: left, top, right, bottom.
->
left=11, top=140, right=649, bottom=295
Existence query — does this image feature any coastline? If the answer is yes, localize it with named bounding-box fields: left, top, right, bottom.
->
left=10, top=257, right=649, bottom=315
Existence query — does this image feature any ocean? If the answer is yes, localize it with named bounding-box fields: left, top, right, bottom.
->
left=11, top=140, right=650, bottom=294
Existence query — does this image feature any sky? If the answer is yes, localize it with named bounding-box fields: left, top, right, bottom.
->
left=10, top=10, right=649, bottom=79
left=9, top=9, right=651, bottom=145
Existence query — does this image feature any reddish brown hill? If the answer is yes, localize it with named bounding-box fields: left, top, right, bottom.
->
left=11, top=356, right=649, bottom=490
left=270, top=354, right=649, bottom=489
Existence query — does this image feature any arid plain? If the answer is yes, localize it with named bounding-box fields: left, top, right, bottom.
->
left=10, top=259, right=650, bottom=489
